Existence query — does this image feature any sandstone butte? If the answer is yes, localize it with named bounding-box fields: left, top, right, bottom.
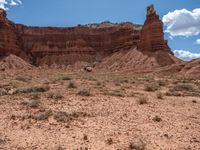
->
left=0, top=5, right=181, bottom=68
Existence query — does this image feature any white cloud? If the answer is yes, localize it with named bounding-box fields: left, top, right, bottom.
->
left=163, top=8, right=200, bottom=37
left=174, top=50, right=200, bottom=61
left=196, top=39, right=200, bottom=44
left=0, top=0, right=22, bottom=10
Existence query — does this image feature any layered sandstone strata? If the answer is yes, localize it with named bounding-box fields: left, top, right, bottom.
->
left=138, top=5, right=172, bottom=54
left=0, top=5, right=174, bottom=66
left=0, top=8, right=25, bottom=58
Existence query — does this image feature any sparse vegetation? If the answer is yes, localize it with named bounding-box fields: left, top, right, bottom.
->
left=172, top=83, right=196, bottom=92
left=15, top=75, right=32, bottom=83
left=106, top=138, right=113, bottom=145
left=47, top=92, right=64, bottom=100
left=53, top=111, right=89, bottom=123
left=0, top=89, right=8, bottom=96
left=192, top=100, right=197, bottom=103
left=152, top=116, right=162, bottom=122
left=33, top=110, right=52, bottom=121
left=77, top=89, right=91, bottom=96
left=144, top=83, right=159, bottom=92
left=15, top=85, right=50, bottom=94
left=157, top=80, right=166, bottom=86
left=61, top=76, right=72, bottom=81
left=156, top=92, right=163, bottom=99
left=129, top=140, right=146, bottom=150
left=166, top=83, right=200, bottom=97
left=68, top=81, right=77, bottom=89
left=28, top=100, right=41, bottom=109
left=138, top=96, right=148, bottom=105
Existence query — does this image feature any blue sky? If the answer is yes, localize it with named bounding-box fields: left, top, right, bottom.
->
left=1, top=0, right=200, bottom=60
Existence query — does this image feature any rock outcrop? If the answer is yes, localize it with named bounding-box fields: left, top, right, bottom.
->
left=0, top=5, right=175, bottom=67
left=0, top=8, right=24, bottom=57
left=138, top=5, right=172, bottom=54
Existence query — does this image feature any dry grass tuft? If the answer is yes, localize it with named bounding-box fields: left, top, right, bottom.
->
left=77, top=89, right=91, bottom=96
left=156, top=92, right=163, bottom=99
left=47, top=92, right=64, bottom=100
left=152, top=116, right=162, bottom=122
left=138, top=96, right=148, bottom=105
left=129, top=139, right=146, bottom=150
left=15, top=75, right=32, bottom=83
left=144, top=83, right=159, bottom=92
left=68, top=82, right=77, bottom=89
left=15, top=85, right=49, bottom=94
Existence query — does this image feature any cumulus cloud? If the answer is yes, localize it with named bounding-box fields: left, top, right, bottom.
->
left=163, top=8, right=200, bottom=37
left=196, top=39, right=200, bottom=44
left=174, top=50, right=200, bottom=61
left=0, top=0, right=22, bottom=10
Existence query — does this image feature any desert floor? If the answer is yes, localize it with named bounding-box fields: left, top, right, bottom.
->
left=0, top=69, right=199, bottom=150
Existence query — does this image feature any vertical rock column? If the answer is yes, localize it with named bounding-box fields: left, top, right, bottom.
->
left=0, top=8, right=22, bottom=56
left=138, top=5, right=172, bottom=54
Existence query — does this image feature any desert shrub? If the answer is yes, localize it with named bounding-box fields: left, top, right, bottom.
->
left=171, top=83, right=196, bottom=92
left=166, top=83, right=200, bottom=97
left=108, top=90, right=125, bottom=97
left=144, top=83, right=159, bottom=92
left=96, top=82, right=101, bottom=86
left=33, top=110, right=52, bottom=121
left=156, top=92, right=163, bottom=99
left=152, top=116, right=162, bottom=122
left=53, top=111, right=89, bottom=123
left=192, top=100, right=197, bottom=103
left=55, top=146, right=65, bottom=150
left=47, top=92, right=64, bottom=100
left=31, top=94, right=41, bottom=100
left=15, top=75, right=32, bottom=83
left=15, top=85, right=49, bottom=94
left=165, top=91, right=182, bottom=97
left=0, top=89, right=8, bottom=96
left=121, top=79, right=129, bottom=83
left=61, top=76, right=72, bottom=81
left=157, top=80, right=166, bottom=86
left=106, top=138, right=113, bottom=145
left=77, top=89, right=91, bottom=96
left=138, top=96, right=148, bottom=105
left=68, top=82, right=77, bottom=89
left=129, top=140, right=145, bottom=150
left=28, top=100, right=40, bottom=109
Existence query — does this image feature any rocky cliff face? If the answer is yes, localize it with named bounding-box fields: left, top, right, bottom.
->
left=138, top=5, right=172, bottom=54
left=18, top=23, right=141, bottom=65
left=0, top=5, right=174, bottom=67
left=0, top=8, right=26, bottom=58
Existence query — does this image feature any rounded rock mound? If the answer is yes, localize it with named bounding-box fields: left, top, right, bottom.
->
left=0, top=54, right=33, bottom=70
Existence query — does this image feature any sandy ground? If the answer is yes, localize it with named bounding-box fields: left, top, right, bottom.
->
left=0, top=69, right=199, bottom=150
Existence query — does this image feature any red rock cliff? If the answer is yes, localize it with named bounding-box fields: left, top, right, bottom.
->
left=0, top=5, right=173, bottom=66
left=0, top=8, right=26, bottom=58
left=138, top=5, right=172, bottom=54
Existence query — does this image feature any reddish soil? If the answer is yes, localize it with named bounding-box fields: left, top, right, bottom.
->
left=0, top=69, right=199, bottom=150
